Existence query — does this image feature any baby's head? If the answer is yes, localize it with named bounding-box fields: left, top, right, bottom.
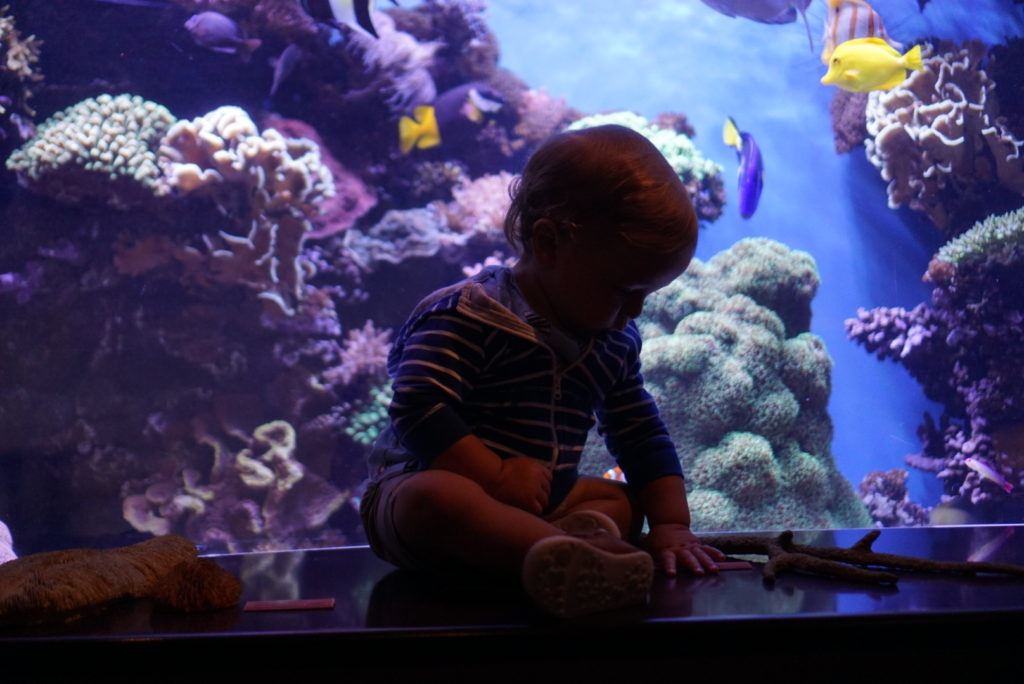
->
left=505, top=125, right=698, bottom=335
left=505, top=124, right=697, bottom=260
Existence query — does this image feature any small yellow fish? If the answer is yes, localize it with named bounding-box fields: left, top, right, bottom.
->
left=820, top=37, right=922, bottom=92
left=398, top=105, right=440, bottom=154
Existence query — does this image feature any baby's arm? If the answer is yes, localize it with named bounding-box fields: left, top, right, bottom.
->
left=432, top=435, right=552, bottom=515
left=639, top=476, right=725, bottom=576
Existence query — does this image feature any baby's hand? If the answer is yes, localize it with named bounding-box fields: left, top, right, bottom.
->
left=487, top=457, right=552, bottom=515
left=645, top=523, right=726, bottom=577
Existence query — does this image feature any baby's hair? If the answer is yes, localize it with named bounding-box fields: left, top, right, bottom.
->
left=504, top=124, right=697, bottom=255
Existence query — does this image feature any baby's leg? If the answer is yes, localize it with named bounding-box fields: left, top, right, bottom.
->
left=544, top=476, right=641, bottom=541
left=389, top=469, right=566, bottom=578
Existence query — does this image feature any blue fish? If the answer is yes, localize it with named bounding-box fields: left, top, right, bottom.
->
left=722, top=116, right=764, bottom=219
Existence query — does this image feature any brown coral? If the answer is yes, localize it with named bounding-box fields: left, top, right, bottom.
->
left=865, top=41, right=1024, bottom=235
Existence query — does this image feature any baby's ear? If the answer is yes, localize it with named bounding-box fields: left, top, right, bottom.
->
left=529, top=218, right=560, bottom=266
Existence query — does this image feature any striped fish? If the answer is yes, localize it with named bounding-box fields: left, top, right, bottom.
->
left=821, top=0, right=901, bottom=64
left=603, top=466, right=627, bottom=483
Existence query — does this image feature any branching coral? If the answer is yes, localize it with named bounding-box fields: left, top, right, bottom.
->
left=606, top=238, right=869, bottom=531
left=567, top=111, right=726, bottom=224
left=846, top=207, right=1024, bottom=515
left=6, top=94, right=175, bottom=208
left=0, top=3, right=42, bottom=133
left=121, top=420, right=347, bottom=553
left=865, top=41, right=1024, bottom=235
left=858, top=469, right=931, bottom=527
left=698, top=529, right=1024, bottom=585
left=436, top=170, right=515, bottom=240
left=323, top=319, right=392, bottom=388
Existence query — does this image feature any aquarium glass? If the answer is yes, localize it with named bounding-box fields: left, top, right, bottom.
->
left=2, top=0, right=1024, bottom=556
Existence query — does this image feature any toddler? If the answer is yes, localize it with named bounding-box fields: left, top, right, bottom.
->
left=360, top=124, right=724, bottom=617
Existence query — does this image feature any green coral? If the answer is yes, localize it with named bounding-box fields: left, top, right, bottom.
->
left=936, top=206, right=1024, bottom=266
left=6, top=93, right=176, bottom=207
left=345, top=383, right=394, bottom=447
left=566, top=110, right=722, bottom=183
left=598, top=238, right=870, bottom=531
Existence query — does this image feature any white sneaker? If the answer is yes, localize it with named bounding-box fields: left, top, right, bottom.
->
left=550, top=510, right=622, bottom=539
left=522, top=535, right=653, bottom=618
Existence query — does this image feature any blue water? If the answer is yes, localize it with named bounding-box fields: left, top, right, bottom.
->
left=485, top=0, right=1024, bottom=500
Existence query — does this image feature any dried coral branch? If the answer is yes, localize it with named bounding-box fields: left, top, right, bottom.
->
left=698, top=529, right=1024, bottom=585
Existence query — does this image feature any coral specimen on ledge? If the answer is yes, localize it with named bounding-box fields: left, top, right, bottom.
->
left=603, top=238, right=870, bottom=531
left=698, top=529, right=1024, bottom=585
left=846, top=207, right=1024, bottom=516
left=865, top=41, right=1024, bottom=235
left=567, top=111, right=726, bottom=223
left=0, top=535, right=240, bottom=625
left=6, top=94, right=175, bottom=208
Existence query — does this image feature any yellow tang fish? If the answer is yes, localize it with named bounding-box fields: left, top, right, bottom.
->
left=820, top=37, right=922, bottom=93
left=398, top=105, right=440, bottom=154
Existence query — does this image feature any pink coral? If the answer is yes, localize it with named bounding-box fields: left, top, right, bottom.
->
left=325, top=320, right=392, bottom=387
left=439, top=171, right=516, bottom=241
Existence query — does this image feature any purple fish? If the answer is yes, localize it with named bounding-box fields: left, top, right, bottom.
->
left=722, top=116, right=764, bottom=219
left=700, top=0, right=812, bottom=24
left=700, top=0, right=813, bottom=48
left=185, top=12, right=261, bottom=59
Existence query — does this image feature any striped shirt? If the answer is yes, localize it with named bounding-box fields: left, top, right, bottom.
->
left=370, top=266, right=682, bottom=509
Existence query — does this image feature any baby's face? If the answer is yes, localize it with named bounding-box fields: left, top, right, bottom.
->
left=548, top=236, right=692, bottom=337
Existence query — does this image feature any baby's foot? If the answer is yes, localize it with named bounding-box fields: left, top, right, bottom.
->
left=521, top=535, right=654, bottom=618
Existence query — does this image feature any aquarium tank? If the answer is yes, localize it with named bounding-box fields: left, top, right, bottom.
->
left=1, top=0, right=1023, bottom=557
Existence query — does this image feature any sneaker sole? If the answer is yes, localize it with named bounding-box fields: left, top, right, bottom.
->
left=522, top=535, right=653, bottom=618
left=550, top=510, right=622, bottom=539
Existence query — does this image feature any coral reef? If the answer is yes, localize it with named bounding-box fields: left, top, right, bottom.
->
left=435, top=170, right=515, bottom=240
left=846, top=207, right=1024, bottom=516
left=6, top=94, right=175, bottom=208
left=829, top=90, right=868, bottom=154
left=343, top=172, right=514, bottom=274
left=511, top=88, right=580, bottom=151
left=346, top=10, right=440, bottom=113
left=858, top=469, right=931, bottom=527
left=157, top=104, right=334, bottom=314
left=0, top=4, right=41, bottom=144
left=263, top=115, right=377, bottom=241
left=865, top=41, right=1024, bottom=235
left=568, top=111, right=726, bottom=223
left=592, top=238, right=869, bottom=531
left=121, top=420, right=347, bottom=553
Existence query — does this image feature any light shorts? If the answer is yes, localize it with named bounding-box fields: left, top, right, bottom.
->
left=359, top=462, right=434, bottom=572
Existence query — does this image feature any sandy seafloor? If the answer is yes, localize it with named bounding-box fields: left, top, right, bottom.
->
left=482, top=0, right=1024, bottom=504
